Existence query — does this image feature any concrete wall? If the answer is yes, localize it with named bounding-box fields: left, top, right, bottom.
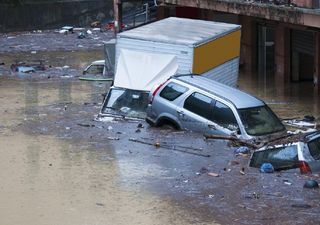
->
left=0, top=0, right=113, bottom=32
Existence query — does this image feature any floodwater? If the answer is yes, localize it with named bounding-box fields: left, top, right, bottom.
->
left=0, top=49, right=320, bottom=225
left=238, top=72, right=320, bottom=120
left=0, top=78, right=218, bottom=225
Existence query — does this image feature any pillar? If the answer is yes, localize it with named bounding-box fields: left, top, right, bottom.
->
left=239, top=16, right=257, bottom=73
left=315, top=32, right=320, bottom=92
left=113, top=0, right=122, bottom=34
left=275, top=24, right=290, bottom=84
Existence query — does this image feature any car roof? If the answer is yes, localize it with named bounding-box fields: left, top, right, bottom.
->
left=91, top=60, right=105, bottom=65
left=173, top=75, right=265, bottom=109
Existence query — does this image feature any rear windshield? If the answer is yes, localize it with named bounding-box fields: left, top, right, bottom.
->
left=250, top=145, right=299, bottom=170
left=101, top=88, right=149, bottom=118
left=238, top=106, right=285, bottom=136
left=159, top=82, right=188, bottom=101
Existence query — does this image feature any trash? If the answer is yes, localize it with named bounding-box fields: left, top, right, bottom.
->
left=60, top=26, right=74, bottom=34
left=107, top=126, right=113, bottom=131
left=78, top=32, right=86, bottom=39
left=260, top=163, right=274, bottom=173
left=208, top=172, right=220, bottom=177
left=137, top=123, right=144, bottom=128
left=252, top=192, right=260, bottom=199
left=208, top=194, right=215, bottom=198
left=291, top=204, right=312, bottom=208
left=91, top=21, right=101, bottom=27
left=229, top=160, right=240, bottom=166
left=154, top=142, right=160, bottom=148
left=65, top=127, right=71, bottom=130
left=77, top=123, right=95, bottom=128
left=303, top=115, right=315, bottom=122
left=86, top=30, right=92, bottom=35
left=284, top=181, right=292, bottom=185
left=204, top=134, right=258, bottom=149
left=59, top=29, right=68, bottom=34
left=96, top=203, right=105, bottom=207
left=107, top=136, right=119, bottom=140
left=234, top=146, right=249, bottom=154
left=199, top=167, right=209, bottom=174
left=240, top=167, right=245, bottom=175
left=303, top=180, right=319, bottom=189
left=31, top=51, right=37, bottom=54
left=128, top=138, right=210, bottom=157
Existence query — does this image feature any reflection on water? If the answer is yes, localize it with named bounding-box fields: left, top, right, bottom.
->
left=238, top=71, right=320, bottom=119
left=0, top=77, right=212, bottom=225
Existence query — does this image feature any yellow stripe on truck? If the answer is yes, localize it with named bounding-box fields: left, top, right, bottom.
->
left=192, top=30, right=241, bottom=74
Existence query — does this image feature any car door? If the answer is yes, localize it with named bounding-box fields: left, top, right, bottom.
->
left=178, top=92, right=226, bottom=135
left=152, top=81, right=189, bottom=123
left=210, top=100, right=240, bottom=135
left=178, top=92, right=212, bottom=133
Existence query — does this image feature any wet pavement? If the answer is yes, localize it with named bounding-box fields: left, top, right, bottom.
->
left=0, top=30, right=320, bottom=225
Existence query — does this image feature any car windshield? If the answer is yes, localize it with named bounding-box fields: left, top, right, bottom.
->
left=238, top=106, right=285, bottom=136
left=101, top=88, right=149, bottom=119
left=250, top=145, right=299, bottom=170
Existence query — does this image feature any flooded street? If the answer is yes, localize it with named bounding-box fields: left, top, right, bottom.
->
left=0, top=31, right=320, bottom=225
left=0, top=79, right=216, bottom=225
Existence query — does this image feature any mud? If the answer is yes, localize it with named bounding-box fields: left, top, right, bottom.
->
left=0, top=30, right=320, bottom=225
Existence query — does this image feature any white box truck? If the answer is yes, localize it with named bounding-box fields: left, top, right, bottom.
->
left=99, top=17, right=241, bottom=119
left=114, top=17, right=241, bottom=88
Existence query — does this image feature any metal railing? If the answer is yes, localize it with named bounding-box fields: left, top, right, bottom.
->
left=122, top=2, right=158, bottom=30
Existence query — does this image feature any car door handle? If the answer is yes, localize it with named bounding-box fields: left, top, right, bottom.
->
left=177, top=110, right=184, bottom=116
left=208, top=124, right=216, bottom=130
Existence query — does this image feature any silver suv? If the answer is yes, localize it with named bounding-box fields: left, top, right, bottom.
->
left=146, top=75, right=286, bottom=140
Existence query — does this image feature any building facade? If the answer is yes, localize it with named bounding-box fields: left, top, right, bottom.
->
left=157, top=0, right=320, bottom=90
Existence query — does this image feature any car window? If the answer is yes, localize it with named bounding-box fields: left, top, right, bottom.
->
left=308, top=137, right=320, bottom=160
left=183, top=92, right=214, bottom=121
left=250, top=145, right=299, bottom=170
left=159, top=82, right=188, bottom=101
left=86, top=65, right=104, bottom=74
left=212, top=101, right=238, bottom=130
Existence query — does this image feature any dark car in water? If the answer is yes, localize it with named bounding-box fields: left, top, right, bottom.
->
left=250, top=131, right=320, bottom=174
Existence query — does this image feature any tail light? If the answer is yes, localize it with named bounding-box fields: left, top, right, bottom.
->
left=149, top=81, right=166, bottom=104
left=299, top=161, right=312, bottom=174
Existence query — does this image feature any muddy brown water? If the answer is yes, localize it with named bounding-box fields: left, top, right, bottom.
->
left=0, top=78, right=218, bottom=225
left=0, top=49, right=320, bottom=225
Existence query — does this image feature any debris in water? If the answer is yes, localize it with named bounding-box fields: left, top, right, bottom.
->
left=260, top=163, right=274, bottom=173
left=199, top=167, right=209, bottom=174
left=291, top=204, right=312, bottom=208
left=77, top=123, right=95, bottom=128
left=303, top=180, right=319, bottom=189
left=107, top=136, right=119, bottom=140
left=208, top=172, right=220, bottom=177
left=234, top=146, right=249, bottom=155
left=137, top=123, right=144, bottom=128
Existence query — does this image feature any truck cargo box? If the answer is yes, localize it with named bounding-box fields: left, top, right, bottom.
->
left=115, top=17, right=241, bottom=87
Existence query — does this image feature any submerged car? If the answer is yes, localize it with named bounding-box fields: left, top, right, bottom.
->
left=250, top=131, right=320, bottom=174
left=146, top=74, right=286, bottom=140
